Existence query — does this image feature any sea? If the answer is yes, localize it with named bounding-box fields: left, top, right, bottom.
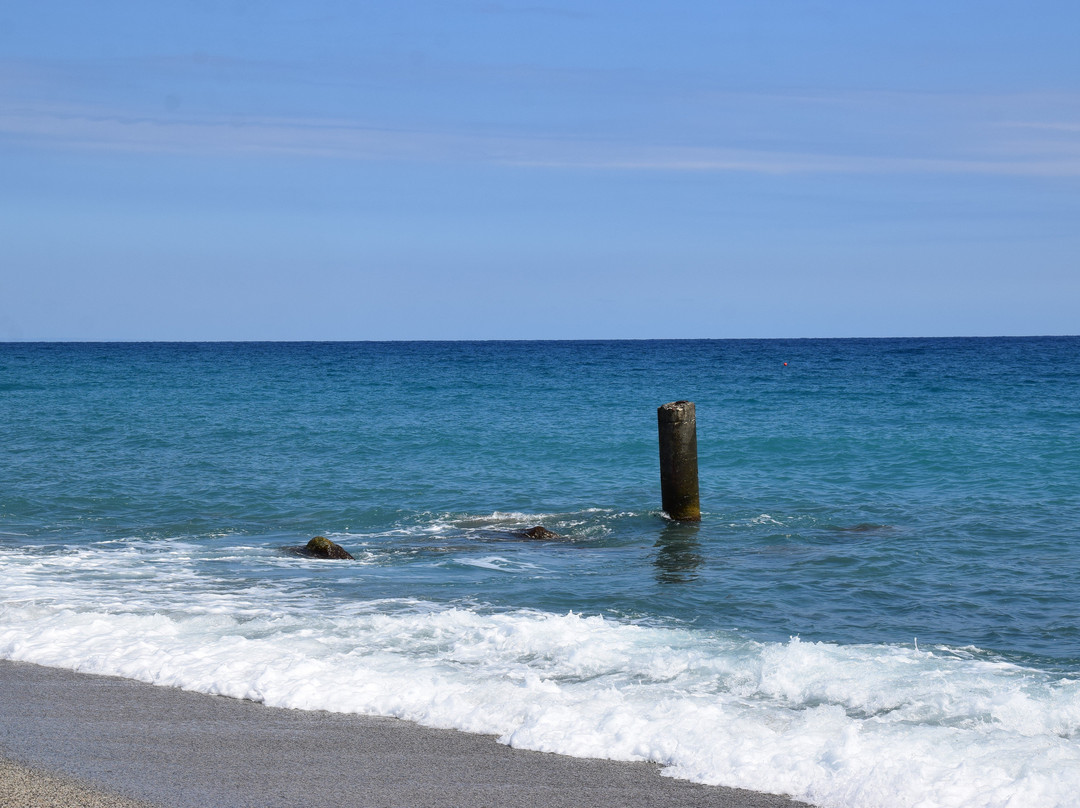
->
left=1, top=338, right=1078, bottom=808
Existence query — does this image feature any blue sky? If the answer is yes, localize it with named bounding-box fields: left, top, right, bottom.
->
left=1, top=1, right=1078, bottom=340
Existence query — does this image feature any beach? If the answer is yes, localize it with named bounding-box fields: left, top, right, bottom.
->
left=3, top=339, right=1079, bottom=807
left=0, top=659, right=807, bottom=808
left=0, top=757, right=156, bottom=808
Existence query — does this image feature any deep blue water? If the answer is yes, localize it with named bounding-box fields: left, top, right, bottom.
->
left=3, top=338, right=1078, bottom=668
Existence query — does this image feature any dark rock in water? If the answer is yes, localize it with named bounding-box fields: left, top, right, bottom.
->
left=517, top=525, right=561, bottom=540
left=304, top=536, right=355, bottom=560
left=835, top=523, right=892, bottom=533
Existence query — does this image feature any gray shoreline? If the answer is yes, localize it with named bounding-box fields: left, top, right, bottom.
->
left=0, top=659, right=809, bottom=808
left=0, top=757, right=157, bottom=808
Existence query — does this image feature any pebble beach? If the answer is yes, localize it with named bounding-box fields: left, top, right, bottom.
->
left=0, top=659, right=805, bottom=808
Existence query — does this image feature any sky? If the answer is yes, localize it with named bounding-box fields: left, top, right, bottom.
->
left=1, top=1, right=1078, bottom=340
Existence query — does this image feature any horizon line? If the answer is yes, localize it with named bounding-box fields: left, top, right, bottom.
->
left=2, top=334, right=1076, bottom=345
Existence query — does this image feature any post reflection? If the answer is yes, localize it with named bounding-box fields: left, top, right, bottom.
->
left=653, top=520, right=703, bottom=584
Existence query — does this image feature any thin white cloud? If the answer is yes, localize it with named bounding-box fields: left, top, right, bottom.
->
left=3, top=102, right=1080, bottom=177
left=509, top=153, right=1080, bottom=177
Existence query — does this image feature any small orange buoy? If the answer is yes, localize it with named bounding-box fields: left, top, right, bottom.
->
left=783, top=362, right=788, bottom=366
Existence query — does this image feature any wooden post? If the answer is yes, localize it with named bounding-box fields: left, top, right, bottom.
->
left=657, top=401, right=700, bottom=521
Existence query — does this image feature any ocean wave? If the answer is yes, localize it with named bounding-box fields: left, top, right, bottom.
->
left=1, top=543, right=1078, bottom=808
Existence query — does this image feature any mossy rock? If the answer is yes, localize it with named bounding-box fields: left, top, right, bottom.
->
left=517, top=525, right=561, bottom=540
left=305, top=536, right=355, bottom=560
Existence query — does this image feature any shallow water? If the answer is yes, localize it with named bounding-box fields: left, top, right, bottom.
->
left=2, top=338, right=1079, bottom=807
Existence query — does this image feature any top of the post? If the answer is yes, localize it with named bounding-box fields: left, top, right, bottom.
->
left=657, top=400, right=695, bottom=423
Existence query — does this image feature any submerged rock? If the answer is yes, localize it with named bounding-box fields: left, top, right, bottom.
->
left=517, top=525, right=561, bottom=540
left=303, top=536, right=355, bottom=560
left=833, top=523, right=892, bottom=533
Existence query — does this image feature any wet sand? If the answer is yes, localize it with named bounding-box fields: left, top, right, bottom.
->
left=0, top=659, right=809, bottom=808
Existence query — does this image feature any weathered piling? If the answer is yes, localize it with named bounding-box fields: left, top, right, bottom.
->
left=657, top=400, right=700, bottom=521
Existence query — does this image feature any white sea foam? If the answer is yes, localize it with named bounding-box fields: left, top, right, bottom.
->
left=1, top=543, right=1078, bottom=808
left=452, top=555, right=540, bottom=572
left=352, top=510, right=610, bottom=543
left=749, top=514, right=786, bottom=526
left=452, top=510, right=611, bottom=530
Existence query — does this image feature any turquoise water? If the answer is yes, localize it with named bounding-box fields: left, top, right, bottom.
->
left=2, top=338, right=1079, bottom=807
